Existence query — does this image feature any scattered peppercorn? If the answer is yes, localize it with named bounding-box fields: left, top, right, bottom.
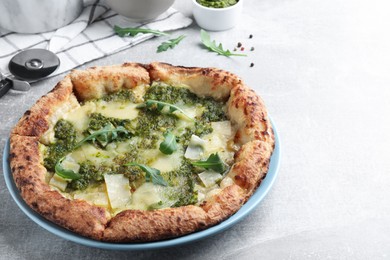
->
left=250, top=47, right=255, bottom=51
left=237, top=42, right=242, bottom=48
left=250, top=63, right=254, bottom=67
left=249, top=34, right=253, bottom=39
left=240, top=47, right=244, bottom=51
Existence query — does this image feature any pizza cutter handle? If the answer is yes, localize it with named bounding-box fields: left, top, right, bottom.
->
left=0, top=78, right=12, bottom=98
left=0, top=72, right=31, bottom=98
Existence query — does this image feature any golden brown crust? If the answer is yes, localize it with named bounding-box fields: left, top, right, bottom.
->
left=70, top=63, right=150, bottom=101
left=201, top=184, right=245, bottom=226
left=9, top=62, right=275, bottom=242
left=104, top=206, right=208, bottom=242
left=229, top=140, right=273, bottom=195
left=11, top=76, right=75, bottom=137
left=9, top=135, right=108, bottom=240
left=227, top=84, right=274, bottom=146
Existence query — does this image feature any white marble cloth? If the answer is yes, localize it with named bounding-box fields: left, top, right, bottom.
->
left=0, top=0, right=192, bottom=80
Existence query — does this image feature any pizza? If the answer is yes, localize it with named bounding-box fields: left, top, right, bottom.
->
left=9, top=62, right=274, bottom=242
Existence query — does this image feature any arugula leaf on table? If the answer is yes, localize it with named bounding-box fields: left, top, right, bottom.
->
left=114, top=25, right=169, bottom=37
left=159, top=131, right=178, bottom=155
left=137, top=100, right=193, bottom=121
left=200, top=29, right=246, bottom=57
left=191, top=153, right=227, bottom=173
left=157, top=35, right=186, bottom=53
left=125, top=163, right=168, bottom=186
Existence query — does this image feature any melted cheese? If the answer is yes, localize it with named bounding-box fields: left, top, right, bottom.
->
left=198, top=171, right=223, bottom=188
left=95, top=101, right=139, bottom=120
left=203, top=121, right=234, bottom=162
left=66, top=144, right=118, bottom=167
left=149, top=148, right=183, bottom=173
left=40, top=95, right=80, bottom=144
left=220, top=176, right=234, bottom=188
left=49, top=174, right=69, bottom=191
left=63, top=101, right=96, bottom=132
left=62, top=156, right=80, bottom=173
left=184, top=135, right=206, bottom=160
left=74, top=191, right=109, bottom=208
left=104, top=174, right=131, bottom=211
left=130, top=182, right=161, bottom=210
left=132, top=84, right=147, bottom=102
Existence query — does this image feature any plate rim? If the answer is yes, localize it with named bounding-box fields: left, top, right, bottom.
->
left=2, top=119, right=281, bottom=250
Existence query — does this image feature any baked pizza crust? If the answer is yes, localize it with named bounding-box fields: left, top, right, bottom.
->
left=9, top=62, right=275, bottom=242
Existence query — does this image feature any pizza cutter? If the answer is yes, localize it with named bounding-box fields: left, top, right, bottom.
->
left=0, top=49, right=60, bottom=98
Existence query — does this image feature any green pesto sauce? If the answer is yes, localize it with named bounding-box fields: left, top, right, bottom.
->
left=162, top=160, right=199, bottom=207
left=44, top=85, right=227, bottom=207
left=145, top=84, right=227, bottom=123
left=136, top=110, right=177, bottom=142
left=85, top=113, right=135, bottom=143
left=197, top=0, right=238, bottom=8
left=101, top=90, right=136, bottom=102
left=68, top=162, right=108, bottom=190
left=43, top=120, right=76, bottom=171
left=87, top=113, right=132, bottom=131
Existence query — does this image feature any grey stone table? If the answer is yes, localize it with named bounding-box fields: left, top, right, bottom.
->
left=1, top=0, right=390, bottom=259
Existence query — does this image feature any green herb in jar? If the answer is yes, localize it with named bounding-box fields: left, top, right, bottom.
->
left=197, top=0, right=238, bottom=8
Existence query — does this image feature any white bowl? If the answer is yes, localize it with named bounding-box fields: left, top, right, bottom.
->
left=105, top=0, right=175, bottom=22
left=192, top=0, right=243, bottom=31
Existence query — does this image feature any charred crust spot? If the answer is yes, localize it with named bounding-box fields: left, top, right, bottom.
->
left=254, top=130, right=261, bottom=138
left=236, top=87, right=243, bottom=94
left=222, top=75, right=228, bottom=83
left=133, top=63, right=148, bottom=69
left=18, top=165, right=24, bottom=170
left=244, top=107, right=248, bottom=115
left=31, top=202, right=38, bottom=209
left=96, top=207, right=106, bottom=217
left=176, top=65, right=202, bottom=71
left=24, top=110, right=31, bottom=116
left=86, top=221, right=94, bottom=228
left=19, top=177, right=33, bottom=187
left=25, top=155, right=31, bottom=161
left=9, top=152, right=16, bottom=159
left=234, top=130, right=242, bottom=143
left=37, top=118, right=48, bottom=128
left=198, top=221, right=206, bottom=227
left=234, top=174, right=246, bottom=183
left=136, top=63, right=151, bottom=73
left=158, top=62, right=174, bottom=67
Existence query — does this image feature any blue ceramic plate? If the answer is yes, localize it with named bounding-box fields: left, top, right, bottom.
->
left=3, top=120, right=280, bottom=250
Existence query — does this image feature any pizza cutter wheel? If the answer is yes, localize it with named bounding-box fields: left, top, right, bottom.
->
left=0, top=49, right=60, bottom=98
